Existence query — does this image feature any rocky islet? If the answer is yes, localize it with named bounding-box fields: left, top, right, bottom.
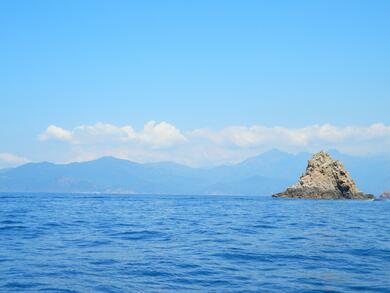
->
left=273, top=151, right=374, bottom=200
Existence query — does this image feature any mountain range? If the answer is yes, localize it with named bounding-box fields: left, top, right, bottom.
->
left=0, top=150, right=389, bottom=196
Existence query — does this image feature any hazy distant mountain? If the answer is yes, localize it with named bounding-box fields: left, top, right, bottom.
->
left=0, top=150, right=389, bottom=195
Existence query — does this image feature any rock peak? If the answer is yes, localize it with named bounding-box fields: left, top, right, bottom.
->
left=312, top=150, right=332, bottom=161
left=273, top=151, right=374, bottom=200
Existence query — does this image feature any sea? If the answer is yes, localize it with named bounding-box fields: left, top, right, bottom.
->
left=0, top=193, right=389, bottom=293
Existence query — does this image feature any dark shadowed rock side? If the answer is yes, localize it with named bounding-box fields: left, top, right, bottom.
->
left=273, top=151, right=374, bottom=200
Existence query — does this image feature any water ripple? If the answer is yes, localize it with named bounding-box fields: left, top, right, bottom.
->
left=0, top=193, right=389, bottom=292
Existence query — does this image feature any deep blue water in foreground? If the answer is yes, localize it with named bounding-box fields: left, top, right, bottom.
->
left=0, top=194, right=389, bottom=293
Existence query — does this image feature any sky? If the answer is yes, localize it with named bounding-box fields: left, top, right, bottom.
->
left=0, top=0, right=389, bottom=168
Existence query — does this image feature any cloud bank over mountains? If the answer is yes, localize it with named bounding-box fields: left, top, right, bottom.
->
left=39, top=121, right=187, bottom=148
left=32, top=121, right=390, bottom=167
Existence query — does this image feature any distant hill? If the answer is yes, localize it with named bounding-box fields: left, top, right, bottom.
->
left=0, top=150, right=389, bottom=195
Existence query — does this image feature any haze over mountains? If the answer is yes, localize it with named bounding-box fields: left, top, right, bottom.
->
left=0, top=150, right=389, bottom=196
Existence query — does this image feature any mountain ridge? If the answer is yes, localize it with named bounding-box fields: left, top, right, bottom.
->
left=1, top=151, right=389, bottom=195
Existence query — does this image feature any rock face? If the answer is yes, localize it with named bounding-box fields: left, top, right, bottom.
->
left=273, top=151, right=374, bottom=200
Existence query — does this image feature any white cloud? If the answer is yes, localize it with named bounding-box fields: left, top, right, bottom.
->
left=0, top=153, right=30, bottom=168
left=191, top=123, right=390, bottom=150
left=39, top=125, right=73, bottom=142
left=38, top=121, right=186, bottom=149
left=72, top=123, right=136, bottom=145
left=137, top=121, right=187, bottom=148
left=38, top=122, right=390, bottom=167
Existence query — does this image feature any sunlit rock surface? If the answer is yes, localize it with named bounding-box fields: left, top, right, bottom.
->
left=273, top=151, right=374, bottom=200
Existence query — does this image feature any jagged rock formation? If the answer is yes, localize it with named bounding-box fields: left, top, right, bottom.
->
left=273, top=151, right=374, bottom=200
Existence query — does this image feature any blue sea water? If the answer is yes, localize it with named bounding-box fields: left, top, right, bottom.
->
left=0, top=194, right=389, bottom=293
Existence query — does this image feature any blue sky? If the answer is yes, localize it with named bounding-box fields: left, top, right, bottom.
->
left=1, top=1, right=390, bottom=167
